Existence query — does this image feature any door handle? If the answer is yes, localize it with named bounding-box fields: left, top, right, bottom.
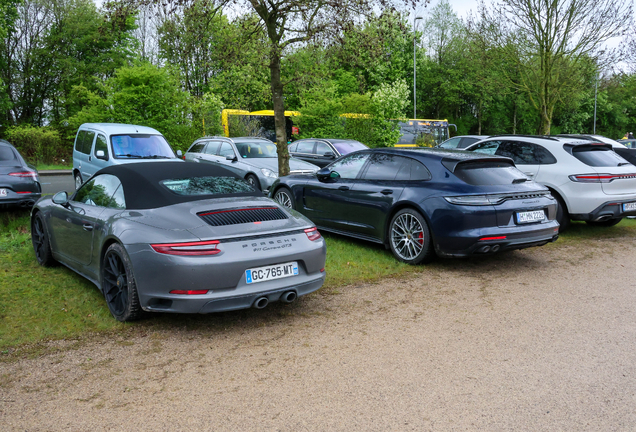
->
left=82, top=223, right=94, bottom=231
left=338, top=186, right=350, bottom=191
left=524, top=172, right=534, bottom=177
left=381, top=189, right=393, bottom=195
left=88, top=156, right=92, bottom=161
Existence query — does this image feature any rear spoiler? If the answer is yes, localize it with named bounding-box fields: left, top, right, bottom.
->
left=441, top=156, right=515, bottom=173
left=563, top=142, right=612, bottom=155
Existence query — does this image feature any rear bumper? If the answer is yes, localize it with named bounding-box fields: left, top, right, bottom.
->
left=0, top=192, right=41, bottom=208
left=435, top=221, right=560, bottom=258
left=570, top=199, right=636, bottom=222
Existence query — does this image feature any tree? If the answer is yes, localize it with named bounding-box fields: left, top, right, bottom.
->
left=480, top=0, right=630, bottom=134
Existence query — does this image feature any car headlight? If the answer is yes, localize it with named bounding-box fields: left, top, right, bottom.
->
left=261, top=168, right=278, bottom=178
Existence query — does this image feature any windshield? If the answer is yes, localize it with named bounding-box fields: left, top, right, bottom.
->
left=111, top=134, right=176, bottom=159
left=235, top=141, right=277, bottom=158
left=332, top=141, right=368, bottom=156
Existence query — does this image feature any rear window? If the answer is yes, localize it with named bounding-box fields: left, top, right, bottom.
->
left=571, top=146, right=629, bottom=167
left=454, top=161, right=529, bottom=186
left=161, top=177, right=255, bottom=196
left=0, top=146, right=17, bottom=161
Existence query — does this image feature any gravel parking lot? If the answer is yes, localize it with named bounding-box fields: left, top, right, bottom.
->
left=2, top=237, right=636, bottom=431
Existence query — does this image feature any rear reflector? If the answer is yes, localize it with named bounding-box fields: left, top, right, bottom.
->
left=479, top=236, right=507, bottom=241
left=151, top=240, right=220, bottom=256
left=170, top=290, right=209, bottom=295
left=305, top=227, right=322, bottom=241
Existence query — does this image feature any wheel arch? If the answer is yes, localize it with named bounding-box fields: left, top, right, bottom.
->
left=545, top=186, right=568, bottom=212
left=98, top=237, right=124, bottom=289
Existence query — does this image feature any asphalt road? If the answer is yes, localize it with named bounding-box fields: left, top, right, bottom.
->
left=39, top=172, right=74, bottom=195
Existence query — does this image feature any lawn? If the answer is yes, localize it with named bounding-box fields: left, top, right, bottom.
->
left=1, top=209, right=635, bottom=351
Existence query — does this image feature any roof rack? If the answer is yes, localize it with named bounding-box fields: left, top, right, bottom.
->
left=487, top=134, right=560, bottom=141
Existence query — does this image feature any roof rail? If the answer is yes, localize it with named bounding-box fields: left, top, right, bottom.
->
left=487, top=134, right=560, bottom=141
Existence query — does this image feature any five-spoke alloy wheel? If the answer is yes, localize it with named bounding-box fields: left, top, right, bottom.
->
left=101, top=243, right=141, bottom=322
left=389, top=208, right=434, bottom=265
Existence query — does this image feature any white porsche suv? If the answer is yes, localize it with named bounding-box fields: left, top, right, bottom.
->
left=464, top=135, right=636, bottom=230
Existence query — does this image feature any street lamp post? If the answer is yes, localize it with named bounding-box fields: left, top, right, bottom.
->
left=414, top=16, right=423, bottom=119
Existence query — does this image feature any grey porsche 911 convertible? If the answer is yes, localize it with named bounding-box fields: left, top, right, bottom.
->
left=30, top=162, right=326, bottom=321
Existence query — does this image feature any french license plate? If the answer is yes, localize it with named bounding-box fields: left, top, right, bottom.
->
left=517, top=210, right=545, bottom=223
left=623, top=202, right=636, bottom=212
left=246, top=261, right=298, bottom=284
left=0, top=189, right=6, bottom=197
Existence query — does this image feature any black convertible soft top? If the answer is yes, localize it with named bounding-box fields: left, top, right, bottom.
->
left=95, top=161, right=263, bottom=210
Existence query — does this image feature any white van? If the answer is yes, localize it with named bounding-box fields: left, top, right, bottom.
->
left=72, top=123, right=182, bottom=189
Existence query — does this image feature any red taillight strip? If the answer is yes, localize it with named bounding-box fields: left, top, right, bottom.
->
left=479, top=236, right=507, bottom=241
left=305, top=227, right=322, bottom=241
left=170, top=290, right=209, bottom=295
left=9, top=171, right=37, bottom=181
left=570, top=173, right=636, bottom=183
left=199, top=207, right=277, bottom=216
left=151, top=240, right=220, bottom=256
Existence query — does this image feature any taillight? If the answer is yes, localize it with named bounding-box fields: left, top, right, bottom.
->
left=569, top=173, right=636, bottom=183
left=9, top=171, right=37, bottom=181
left=305, top=227, right=321, bottom=241
left=151, top=240, right=220, bottom=255
left=444, top=194, right=507, bottom=206
left=170, top=289, right=209, bottom=295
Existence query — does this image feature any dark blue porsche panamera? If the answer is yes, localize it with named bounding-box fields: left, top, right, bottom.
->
left=269, top=148, right=560, bottom=264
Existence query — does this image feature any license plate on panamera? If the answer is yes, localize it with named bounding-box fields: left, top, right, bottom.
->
left=517, top=210, right=545, bottom=223
left=0, top=189, right=6, bottom=197
left=246, top=261, right=298, bottom=284
left=623, top=202, right=636, bottom=212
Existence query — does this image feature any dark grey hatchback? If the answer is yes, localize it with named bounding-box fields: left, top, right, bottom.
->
left=270, top=148, right=560, bottom=264
left=289, top=139, right=368, bottom=168
left=0, top=139, right=41, bottom=209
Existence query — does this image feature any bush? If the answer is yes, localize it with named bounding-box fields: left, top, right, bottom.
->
left=5, top=126, right=70, bottom=165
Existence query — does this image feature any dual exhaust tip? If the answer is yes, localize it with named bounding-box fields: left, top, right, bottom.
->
left=253, top=291, right=297, bottom=309
left=478, top=244, right=501, bottom=254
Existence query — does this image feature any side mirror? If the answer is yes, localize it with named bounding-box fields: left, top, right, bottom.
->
left=226, top=154, right=238, bottom=162
left=176, top=149, right=182, bottom=157
left=316, top=168, right=340, bottom=182
left=52, top=191, right=69, bottom=206
left=323, top=151, right=335, bottom=158
left=95, top=150, right=107, bottom=160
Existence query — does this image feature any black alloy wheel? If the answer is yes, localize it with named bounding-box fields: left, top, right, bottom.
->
left=586, top=218, right=623, bottom=227
left=101, top=243, right=141, bottom=322
left=388, top=208, right=434, bottom=265
left=274, top=187, right=294, bottom=209
left=31, top=213, right=56, bottom=266
left=245, top=174, right=261, bottom=191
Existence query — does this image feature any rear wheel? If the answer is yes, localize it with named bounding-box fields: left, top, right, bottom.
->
left=31, top=213, right=56, bottom=266
left=388, top=209, right=434, bottom=265
left=274, top=187, right=294, bottom=209
left=101, top=243, right=142, bottom=322
left=74, top=172, right=82, bottom=190
left=554, top=194, right=570, bottom=231
left=246, top=174, right=261, bottom=191
left=586, top=218, right=622, bottom=227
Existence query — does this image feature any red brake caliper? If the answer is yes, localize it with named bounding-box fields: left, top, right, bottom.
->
left=418, top=232, right=424, bottom=244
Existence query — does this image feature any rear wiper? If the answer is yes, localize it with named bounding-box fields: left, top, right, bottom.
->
left=512, top=178, right=528, bottom=184
left=618, top=162, right=631, bottom=166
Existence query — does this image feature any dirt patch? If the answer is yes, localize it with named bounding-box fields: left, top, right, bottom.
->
left=2, top=238, right=636, bottom=431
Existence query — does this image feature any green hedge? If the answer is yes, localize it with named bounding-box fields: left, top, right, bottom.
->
left=5, top=125, right=71, bottom=165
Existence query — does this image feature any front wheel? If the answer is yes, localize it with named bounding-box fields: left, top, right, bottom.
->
left=74, top=172, right=83, bottom=190
left=246, top=174, right=261, bottom=191
left=101, top=243, right=142, bottom=322
left=388, top=209, right=434, bottom=265
left=586, top=218, right=622, bottom=227
left=31, top=213, right=56, bottom=266
left=274, top=187, right=294, bottom=209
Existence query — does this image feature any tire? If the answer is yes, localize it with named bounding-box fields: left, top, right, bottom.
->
left=554, top=194, right=570, bottom=231
left=245, top=174, right=261, bottom=191
left=31, top=212, right=56, bottom=267
left=74, top=172, right=83, bottom=190
left=388, top=208, right=434, bottom=265
left=586, top=218, right=622, bottom=227
left=101, top=243, right=142, bottom=322
left=274, top=187, right=294, bottom=209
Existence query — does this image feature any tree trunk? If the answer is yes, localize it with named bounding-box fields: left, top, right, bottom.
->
left=269, top=47, right=290, bottom=176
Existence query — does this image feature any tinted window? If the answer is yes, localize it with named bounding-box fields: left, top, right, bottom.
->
left=296, top=141, right=315, bottom=154
left=458, top=137, right=481, bottom=148
left=75, top=130, right=95, bottom=155
left=332, top=140, right=367, bottom=155
left=219, top=142, right=235, bottom=158
left=204, top=142, right=220, bottom=155
left=439, top=137, right=461, bottom=149
left=94, top=134, right=108, bottom=159
left=571, top=146, right=629, bottom=167
left=495, top=141, right=556, bottom=165
left=235, top=141, right=277, bottom=158
left=454, top=161, right=528, bottom=185
left=395, top=158, right=431, bottom=181
left=329, top=152, right=370, bottom=179
left=161, top=177, right=255, bottom=195
left=316, top=142, right=331, bottom=156
left=73, top=174, right=123, bottom=208
left=363, top=154, right=406, bottom=180
left=470, top=140, right=500, bottom=155
left=188, top=142, right=206, bottom=154
left=0, top=146, right=16, bottom=161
